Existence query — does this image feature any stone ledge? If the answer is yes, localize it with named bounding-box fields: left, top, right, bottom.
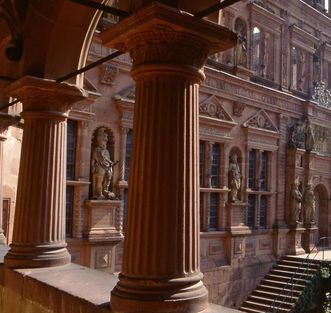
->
left=0, top=248, right=241, bottom=313
left=1, top=262, right=118, bottom=313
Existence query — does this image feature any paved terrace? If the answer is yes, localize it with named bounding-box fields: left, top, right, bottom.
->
left=295, top=249, right=331, bottom=261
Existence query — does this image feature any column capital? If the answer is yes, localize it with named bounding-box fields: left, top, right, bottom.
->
left=101, top=2, right=237, bottom=69
left=5, top=76, right=87, bottom=115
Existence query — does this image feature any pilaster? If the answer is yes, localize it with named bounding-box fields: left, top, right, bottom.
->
left=101, top=3, right=236, bottom=313
left=4, top=76, right=87, bottom=268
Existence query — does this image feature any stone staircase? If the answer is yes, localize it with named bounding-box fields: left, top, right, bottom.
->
left=239, top=255, right=320, bottom=313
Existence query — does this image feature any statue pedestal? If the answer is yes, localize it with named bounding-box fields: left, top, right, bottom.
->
left=85, top=200, right=123, bottom=244
left=226, top=201, right=250, bottom=235
left=302, top=224, right=318, bottom=253
left=287, top=225, right=306, bottom=255
left=233, top=65, right=254, bottom=80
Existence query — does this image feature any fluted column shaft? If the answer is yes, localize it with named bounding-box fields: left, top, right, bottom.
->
left=4, top=76, right=86, bottom=268
left=115, top=67, right=206, bottom=313
left=101, top=3, right=236, bottom=313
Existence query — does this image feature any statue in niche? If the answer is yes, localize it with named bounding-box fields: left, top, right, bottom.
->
left=304, top=119, right=315, bottom=152
left=303, top=183, right=316, bottom=225
left=297, top=50, right=306, bottom=91
left=91, top=127, right=118, bottom=200
left=261, top=35, right=269, bottom=78
left=313, top=51, right=321, bottom=84
left=235, top=18, right=247, bottom=67
left=290, top=179, right=302, bottom=224
left=228, top=153, right=242, bottom=202
left=288, top=118, right=315, bottom=152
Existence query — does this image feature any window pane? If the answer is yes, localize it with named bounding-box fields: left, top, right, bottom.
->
left=67, top=120, right=77, bottom=180
left=122, top=189, right=128, bottom=231
left=124, top=130, right=132, bottom=181
left=260, top=152, right=268, bottom=191
left=209, top=193, right=218, bottom=230
left=248, top=150, right=255, bottom=189
left=199, top=141, right=205, bottom=187
left=211, top=143, right=220, bottom=188
left=259, top=195, right=267, bottom=228
left=247, top=195, right=255, bottom=227
left=291, top=47, right=297, bottom=90
left=200, top=192, right=204, bottom=232
left=253, top=27, right=261, bottom=74
left=66, top=186, right=74, bottom=238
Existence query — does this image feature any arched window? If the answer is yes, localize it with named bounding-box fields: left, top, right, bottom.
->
left=252, top=27, right=261, bottom=74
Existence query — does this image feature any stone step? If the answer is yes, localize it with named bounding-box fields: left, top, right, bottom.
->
left=275, top=264, right=318, bottom=274
left=242, top=300, right=290, bottom=312
left=265, top=273, right=309, bottom=284
left=252, top=289, right=299, bottom=303
left=257, top=283, right=302, bottom=296
left=246, top=295, right=294, bottom=309
left=260, top=279, right=305, bottom=291
left=270, top=268, right=314, bottom=279
left=239, top=306, right=266, bottom=313
left=278, top=259, right=320, bottom=270
left=282, top=256, right=320, bottom=265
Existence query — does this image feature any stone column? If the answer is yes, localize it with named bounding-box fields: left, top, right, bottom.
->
left=0, top=113, right=20, bottom=244
left=101, top=3, right=236, bottom=313
left=4, top=76, right=86, bottom=268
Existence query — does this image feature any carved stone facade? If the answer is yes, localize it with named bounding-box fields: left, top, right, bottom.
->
left=1, top=0, right=331, bottom=311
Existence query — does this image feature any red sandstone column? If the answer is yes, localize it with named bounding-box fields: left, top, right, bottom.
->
left=101, top=3, right=236, bottom=313
left=4, top=76, right=86, bottom=268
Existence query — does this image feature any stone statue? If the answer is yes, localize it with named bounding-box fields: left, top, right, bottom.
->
left=229, top=153, right=241, bottom=202
left=304, top=119, right=315, bottom=152
left=235, top=19, right=247, bottom=67
left=303, top=183, right=316, bottom=225
left=288, top=118, right=315, bottom=151
left=91, top=127, right=118, bottom=199
left=290, top=179, right=302, bottom=224
left=236, top=33, right=247, bottom=67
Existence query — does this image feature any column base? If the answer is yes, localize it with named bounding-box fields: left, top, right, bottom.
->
left=111, top=274, right=208, bottom=313
left=4, top=243, right=70, bottom=268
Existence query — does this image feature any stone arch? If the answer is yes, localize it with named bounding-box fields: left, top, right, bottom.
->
left=314, top=183, right=329, bottom=240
